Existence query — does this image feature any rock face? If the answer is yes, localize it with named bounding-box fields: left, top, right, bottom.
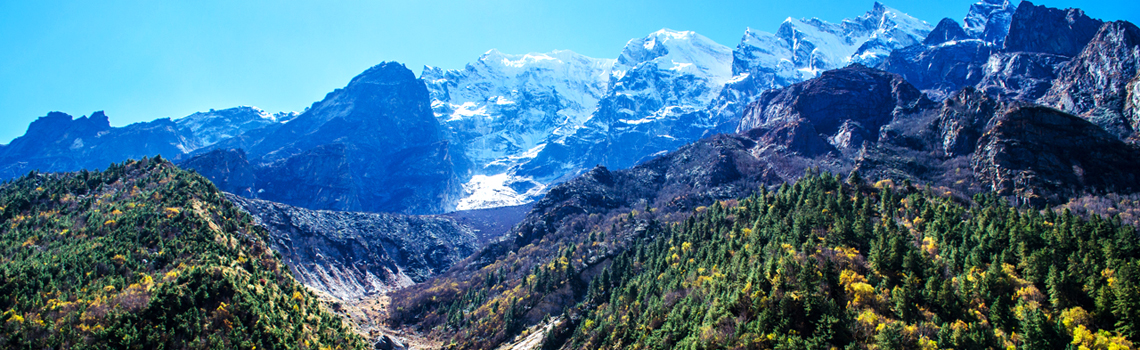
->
left=179, top=148, right=258, bottom=198
left=931, top=87, right=999, bottom=157
left=925, top=18, right=972, bottom=45
left=975, top=52, right=1071, bottom=101
left=1040, top=21, right=1140, bottom=139
left=225, top=194, right=478, bottom=300
left=1128, top=75, right=1140, bottom=140
left=963, top=0, right=1016, bottom=46
left=973, top=105, right=1140, bottom=205
left=1003, top=1, right=1103, bottom=57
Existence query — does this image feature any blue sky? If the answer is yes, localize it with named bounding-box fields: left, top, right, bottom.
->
left=1, top=0, right=1136, bottom=144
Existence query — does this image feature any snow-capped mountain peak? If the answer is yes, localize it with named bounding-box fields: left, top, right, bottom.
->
left=616, top=29, right=733, bottom=83
left=962, top=0, right=1016, bottom=45
left=422, top=49, right=617, bottom=208
left=769, top=2, right=930, bottom=72
left=426, top=5, right=934, bottom=210
left=706, top=2, right=932, bottom=142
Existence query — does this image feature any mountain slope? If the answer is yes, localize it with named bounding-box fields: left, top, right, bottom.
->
left=559, top=174, right=1140, bottom=349
left=0, top=158, right=365, bottom=349
left=225, top=194, right=479, bottom=301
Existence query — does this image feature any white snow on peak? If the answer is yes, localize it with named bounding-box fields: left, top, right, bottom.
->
left=428, top=4, right=936, bottom=211
left=616, top=29, right=734, bottom=86
left=962, top=0, right=1015, bottom=44
left=422, top=49, right=616, bottom=206
left=731, top=3, right=931, bottom=84
left=610, top=28, right=735, bottom=108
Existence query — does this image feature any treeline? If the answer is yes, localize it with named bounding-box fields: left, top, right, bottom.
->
left=0, top=157, right=365, bottom=349
left=553, top=173, right=1139, bottom=349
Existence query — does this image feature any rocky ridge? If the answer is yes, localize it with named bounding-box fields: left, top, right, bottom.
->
left=0, top=107, right=288, bottom=181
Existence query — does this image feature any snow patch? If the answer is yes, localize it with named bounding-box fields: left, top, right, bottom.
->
left=457, top=174, right=546, bottom=211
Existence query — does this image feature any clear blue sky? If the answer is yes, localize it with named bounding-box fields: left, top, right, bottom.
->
left=1, top=0, right=1136, bottom=144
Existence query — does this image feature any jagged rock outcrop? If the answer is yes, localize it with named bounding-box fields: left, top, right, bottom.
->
left=225, top=194, right=478, bottom=300
left=925, top=18, right=972, bottom=45
left=975, top=52, right=1071, bottom=101
left=1040, top=21, right=1140, bottom=139
left=879, top=0, right=1017, bottom=99
left=1128, top=75, right=1140, bottom=140
left=932, top=87, right=1000, bottom=157
left=973, top=105, right=1140, bottom=206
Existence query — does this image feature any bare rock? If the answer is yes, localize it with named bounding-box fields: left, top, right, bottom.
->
left=1040, top=21, right=1140, bottom=139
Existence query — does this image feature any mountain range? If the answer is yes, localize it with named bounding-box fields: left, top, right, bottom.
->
left=2, top=2, right=945, bottom=214
left=3, top=0, right=1140, bottom=348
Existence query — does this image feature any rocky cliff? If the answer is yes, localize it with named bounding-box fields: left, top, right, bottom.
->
left=973, top=104, right=1140, bottom=205
left=1040, top=21, right=1140, bottom=139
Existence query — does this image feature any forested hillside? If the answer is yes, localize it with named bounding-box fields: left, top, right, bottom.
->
left=393, top=172, right=1140, bottom=349
left=0, top=158, right=366, bottom=349
left=556, top=174, right=1140, bottom=349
